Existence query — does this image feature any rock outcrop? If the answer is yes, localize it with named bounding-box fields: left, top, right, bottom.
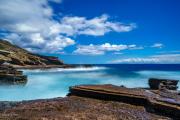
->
left=0, top=39, right=64, bottom=66
left=69, top=84, right=180, bottom=119
left=0, top=83, right=179, bottom=120
left=0, top=77, right=179, bottom=119
left=149, top=78, right=179, bottom=90
left=0, top=65, right=27, bottom=85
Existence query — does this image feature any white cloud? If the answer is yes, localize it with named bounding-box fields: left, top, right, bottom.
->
left=0, top=0, right=75, bottom=53
left=57, top=14, right=136, bottom=36
left=111, top=58, right=159, bottom=64
left=151, top=43, right=163, bottom=48
left=110, top=54, right=180, bottom=64
left=0, top=0, right=54, bottom=32
left=74, top=48, right=105, bottom=55
left=0, top=0, right=135, bottom=54
left=30, top=33, right=45, bottom=45
left=42, top=35, right=75, bottom=53
left=101, top=43, right=128, bottom=51
left=74, top=43, right=142, bottom=55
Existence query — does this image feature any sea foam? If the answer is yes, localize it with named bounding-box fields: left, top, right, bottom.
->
left=22, top=66, right=107, bottom=73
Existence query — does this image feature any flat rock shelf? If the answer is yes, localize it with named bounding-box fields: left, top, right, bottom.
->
left=69, top=84, right=180, bottom=118
left=0, top=84, right=179, bottom=120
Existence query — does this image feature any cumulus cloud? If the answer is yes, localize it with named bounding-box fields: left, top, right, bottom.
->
left=0, top=0, right=54, bottom=33
left=56, top=14, right=136, bottom=36
left=110, top=54, right=180, bottom=64
left=0, top=0, right=135, bottom=53
left=0, top=0, right=75, bottom=53
left=151, top=43, right=163, bottom=48
left=73, top=43, right=142, bottom=55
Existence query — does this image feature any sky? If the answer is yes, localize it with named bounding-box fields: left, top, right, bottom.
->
left=0, top=0, right=180, bottom=64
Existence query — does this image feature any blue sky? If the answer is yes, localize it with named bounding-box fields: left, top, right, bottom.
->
left=0, top=0, right=180, bottom=64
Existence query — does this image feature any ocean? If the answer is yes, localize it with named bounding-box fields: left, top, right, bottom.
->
left=0, top=64, right=180, bottom=101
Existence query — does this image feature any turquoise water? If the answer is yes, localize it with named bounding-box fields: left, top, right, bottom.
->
left=0, top=66, right=180, bottom=101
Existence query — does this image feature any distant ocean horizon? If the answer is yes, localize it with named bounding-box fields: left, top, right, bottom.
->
left=0, top=64, right=180, bottom=101
left=94, top=64, right=180, bottom=71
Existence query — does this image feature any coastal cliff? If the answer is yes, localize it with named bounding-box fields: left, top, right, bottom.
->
left=0, top=39, right=64, bottom=66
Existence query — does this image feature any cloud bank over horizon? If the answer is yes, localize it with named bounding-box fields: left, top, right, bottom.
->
left=110, top=54, right=180, bottom=64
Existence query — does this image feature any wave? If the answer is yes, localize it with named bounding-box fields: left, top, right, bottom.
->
left=136, top=70, right=180, bottom=79
left=22, top=66, right=107, bottom=73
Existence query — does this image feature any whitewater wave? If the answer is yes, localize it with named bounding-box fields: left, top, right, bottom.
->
left=135, top=70, right=180, bottom=79
left=22, top=66, right=107, bottom=73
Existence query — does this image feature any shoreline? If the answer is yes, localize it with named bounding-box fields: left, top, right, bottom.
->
left=0, top=64, right=179, bottom=119
left=13, top=64, right=93, bottom=69
left=13, top=64, right=75, bottom=69
left=0, top=84, right=179, bottom=119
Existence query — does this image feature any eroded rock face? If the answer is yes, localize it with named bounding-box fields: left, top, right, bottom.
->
left=149, top=78, right=179, bottom=90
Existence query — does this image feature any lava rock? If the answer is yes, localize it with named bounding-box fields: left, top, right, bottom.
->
left=149, top=78, right=179, bottom=90
left=0, top=65, right=27, bottom=85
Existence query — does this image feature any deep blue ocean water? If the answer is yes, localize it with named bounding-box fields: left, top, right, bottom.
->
left=0, top=64, right=180, bottom=101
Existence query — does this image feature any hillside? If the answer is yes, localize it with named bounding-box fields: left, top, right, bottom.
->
left=0, top=39, right=64, bottom=66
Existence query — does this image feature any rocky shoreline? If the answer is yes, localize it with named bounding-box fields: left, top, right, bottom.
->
left=0, top=64, right=93, bottom=85
left=13, top=64, right=92, bottom=69
left=69, top=84, right=180, bottom=118
left=0, top=78, right=179, bottom=120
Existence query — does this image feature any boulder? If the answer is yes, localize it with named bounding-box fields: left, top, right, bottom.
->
left=148, top=78, right=179, bottom=90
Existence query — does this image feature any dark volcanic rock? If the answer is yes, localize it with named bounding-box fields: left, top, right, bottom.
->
left=0, top=65, right=27, bottom=85
left=0, top=101, right=18, bottom=111
left=0, top=96, right=170, bottom=120
left=149, top=78, right=179, bottom=90
left=0, top=84, right=179, bottom=119
left=69, top=84, right=180, bottom=119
